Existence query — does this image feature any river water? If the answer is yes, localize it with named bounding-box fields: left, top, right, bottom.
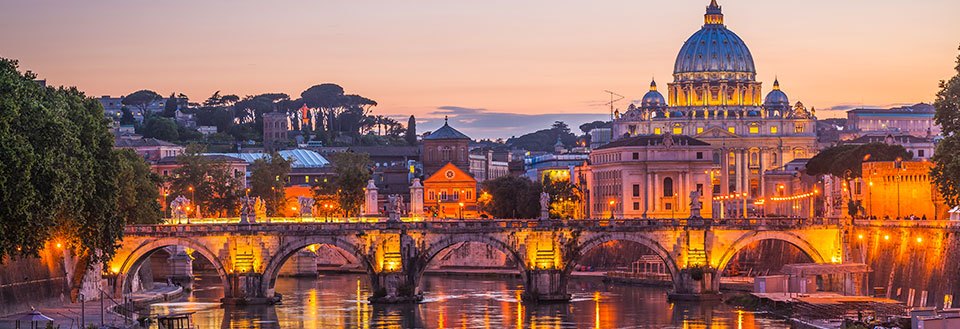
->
left=148, top=274, right=790, bottom=328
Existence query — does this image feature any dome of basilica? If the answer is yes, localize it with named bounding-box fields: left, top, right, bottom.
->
left=763, top=79, right=790, bottom=108
left=640, top=80, right=666, bottom=108
left=673, top=0, right=756, bottom=82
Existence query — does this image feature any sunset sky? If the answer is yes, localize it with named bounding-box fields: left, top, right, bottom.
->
left=2, top=0, right=958, bottom=139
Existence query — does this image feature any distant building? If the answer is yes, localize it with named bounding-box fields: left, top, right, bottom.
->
left=114, top=137, right=184, bottom=162
left=197, top=126, right=218, bottom=136
left=589, top=127, right=613, bottom=149
left=263, top=111, right=290, bottom=152
left=98, top=95, right=181, bottom=121
left=422, top=162, right=478, bottom=219
left=578, top=134, right=716, bottom=219
left=469, top=150, right=510, bottom=182
left=844, top=103, right=938, bottom=140
left=206, top=149, right=331, bottom=187
left=762, top=159, right=820, bottom=218
left=524, top=153, right=589, bottom=182
left=421, top=118, right=471, bottom=177
left=844, top=133, right=936, bottom=160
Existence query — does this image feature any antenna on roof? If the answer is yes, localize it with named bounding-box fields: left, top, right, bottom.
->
left=603, top=90, right=625, bottom=121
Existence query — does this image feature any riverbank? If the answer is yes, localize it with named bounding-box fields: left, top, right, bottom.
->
left=0, top=285, right=181, bottom=329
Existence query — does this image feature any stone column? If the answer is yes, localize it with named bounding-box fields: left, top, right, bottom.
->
left=653, top=173, right=660, bottom=213
left=679, top=172, right=686, bottom=213
left=759, top=148, right=766, bottom=198
left=522, top=269, right=571, bottom=303
left=720, top=148, right=730, bottom=195
left=223, top=272, right=279, bottom=305
left=409, top=179, right=424, bottom=216
left=166, top=246, right=194, bottom=287
left=363, top=179, right=379, bottom=216
left=643, top=172, right=650, bottom=217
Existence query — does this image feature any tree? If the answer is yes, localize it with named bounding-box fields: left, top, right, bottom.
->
left=505, top=122, right=578, bottom=152
left=0, top=58, right=122, bottom=265
left=119, top=107, right=135, bottom=125
left=300, top=84, right=377, bottom=143
left=115, top=149, right=163, bottom=224
left=932, top=46, right=960, bottom=208
left=167, top=145, right=243, bottom=217
left=405, top=115, right=417, bottom=145
left=141, top=115, right=179, bottom=141
left=121, top=90, right=162, bottom=115
left=479, top=176, right=541, bottom=219
left=162, top=93, right=178, bottom=117
left=807, top=143, right=912, bottom=217
left=314, top=152, right=371, bottom=217
left=579, top=120, right=609, bottom=134
left=249, top=153, right=293, bottom=216
left=542, top=177, right=581, bottom=219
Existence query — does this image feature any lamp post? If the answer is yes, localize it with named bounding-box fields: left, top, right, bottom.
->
left=608, top=200, right=616, bottom=220
left=458, top=202, right=464, bottom=220
left=188, top=186, right=196, bottom=222
left=868, top=181, right=874, bottom=219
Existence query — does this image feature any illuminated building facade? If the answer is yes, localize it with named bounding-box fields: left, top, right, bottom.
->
left=856, top=160, right=948, bottom=220
left=611, top=0, right=818, bottom=201
left=423, top=162, right=478, bottom=219
left=580, top=134, right=716, bottom=219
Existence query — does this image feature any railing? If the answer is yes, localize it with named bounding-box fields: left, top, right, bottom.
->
left=853, top=218, right=960, bottom=229
left=125, top=217, right=844, bottom=235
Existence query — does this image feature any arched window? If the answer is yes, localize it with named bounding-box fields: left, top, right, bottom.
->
left=663, top=177, right=674, bottom=197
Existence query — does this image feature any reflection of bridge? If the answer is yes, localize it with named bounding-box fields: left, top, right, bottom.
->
left=105, top=218, right=845, bottom=304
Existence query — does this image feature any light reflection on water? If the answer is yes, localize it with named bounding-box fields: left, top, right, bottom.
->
left=147, top=274, right=790, bottom=328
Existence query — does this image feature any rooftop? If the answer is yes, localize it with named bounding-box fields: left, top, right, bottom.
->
left=424, top=118, right=471, bottom=140
left=114, top=138, right=179, bottom=148
left=207, top=149, right=329, bottom=168
left=595, top=134, right=710, bottom=150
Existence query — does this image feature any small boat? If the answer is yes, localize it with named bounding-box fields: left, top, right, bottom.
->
left=156, top=312, right=194, bottom=329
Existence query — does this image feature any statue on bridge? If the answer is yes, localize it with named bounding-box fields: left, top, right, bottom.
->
left=170, top=196, right=190, bottom=224
left=297, top=196, right=315, bottom=217
left=239, top=196, right=257, bottom=224
left=387, top=194, right=404, bottom=222
left=689, top=190, right=702, bottom=219
left=539, top=192, right=550, bottom=220
left=254, top=197, right=267, bottom=221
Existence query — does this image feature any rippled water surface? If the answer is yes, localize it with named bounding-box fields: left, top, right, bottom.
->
left=148, top=274, right=790, bottom=328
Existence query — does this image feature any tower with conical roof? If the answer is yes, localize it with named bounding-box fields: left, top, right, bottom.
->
left=421, top=116, right=472, bottom=176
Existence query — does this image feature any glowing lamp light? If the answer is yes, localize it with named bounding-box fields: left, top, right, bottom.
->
left=857, top=234, right=864, bottom=240
left=884, top=235, right=890, bottom=241
left=916, top=237, right=923, bottom=243
left=55, top=243, right=62, bottom=249
left=111, top=266, right=120, bottom=274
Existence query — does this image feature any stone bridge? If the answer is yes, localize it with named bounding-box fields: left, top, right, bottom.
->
left=104, top=218, right=846, bottom=304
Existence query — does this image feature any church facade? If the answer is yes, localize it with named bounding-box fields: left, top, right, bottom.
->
left=607, top=0, right=818, bottom=204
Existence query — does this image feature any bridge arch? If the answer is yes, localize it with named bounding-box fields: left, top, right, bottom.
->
left=716, top=231, right=827, bottom=274
left=260, top=235, right=372, bottom=298
left=414, top=234, right=528, bottom=288
left=570, top=233, right=682, bottom=289
left=113, top=237, right=229, bottom=298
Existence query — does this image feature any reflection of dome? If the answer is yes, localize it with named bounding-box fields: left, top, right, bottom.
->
left=764, top=79, right=790, bottom=108
left=640, top=80, right=666, bottom=108
left=673, top=0, right=756, bottom=82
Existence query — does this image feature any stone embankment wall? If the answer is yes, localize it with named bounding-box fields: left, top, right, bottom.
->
left=0, top=246, right=68, bottom=316
left=850, top=224, right=960, bottom=308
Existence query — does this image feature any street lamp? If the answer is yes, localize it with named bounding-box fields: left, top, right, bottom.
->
left=868, top=181, right=874, bottom=219
left=608, top=200, right=616, bottom=220
left=458, top=202, right=465, bottom=220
